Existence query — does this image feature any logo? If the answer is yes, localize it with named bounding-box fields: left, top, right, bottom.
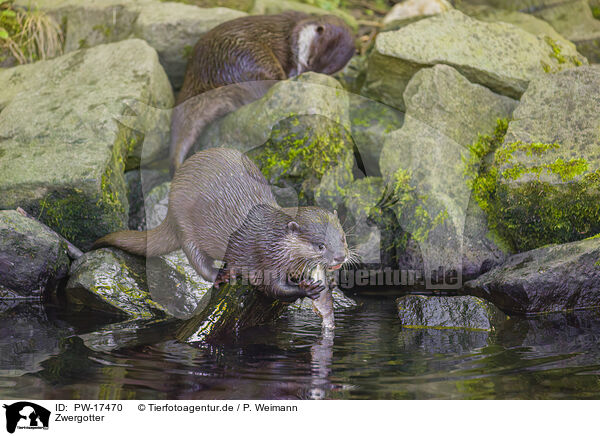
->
left=3, top=402, right=50, bottom=434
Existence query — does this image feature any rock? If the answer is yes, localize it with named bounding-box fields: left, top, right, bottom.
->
left=378, top=65, right=515, bottom=284
left=397, top=295, right=507, bottom=330
left=132, top=2, right=247, bottom=88
left=362, top=10, right=586, bottom=110
left=479, top=66, right=600, bottom=252
left=0, top=303, right=74, bottom=376
left=528, top=0, right=600, bottom=64
left=65, top=247, right=212, bottom=320
left=0, top=39, right=173, bottom=249
left=383, top=0, right=452, bottom=28
left=0, top=210, right=70, bottom=298
left=334, top=55, right=368, bottom=94
left=458, top=4, right=583, bottom=55
left=66, top=248, right=167, bottom=319
left=343, top=177, right=389, bottom=265
left=199, top=73, right=355, bottom=208
left=174, top=0, right=253, bottom=11
left=177, top=279, right=289, bottom=344
left=464, top=236, right=600, bottom=315
left=250, top=0, right=358, bottom=30
left=15, top=0, right=246, bottom=89
left=348, top=94, right=404, bottom=177
left=144, top=181, right=171, bottom=229
left=125, top=169, right=170, bottom=231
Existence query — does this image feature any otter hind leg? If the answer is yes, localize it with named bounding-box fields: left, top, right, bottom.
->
left=182, top=241, right=219, bottom=283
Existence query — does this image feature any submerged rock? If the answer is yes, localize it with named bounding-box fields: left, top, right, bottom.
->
left=0, top=303, right=74, bottom=376
left=363, top=10, right=586, bottom=109
left=480, top=66, right=600, bottom=252
left=379, top=65, right=515, bottom=284
left=464, top=236, right=600, bottom=315
left=14, top=0, right=246, bottom=89
left=0, top=39, right=173, bottom=249
left=0, top=210, right=70, bottom=298
left=397, top=295, right=507, bottom=330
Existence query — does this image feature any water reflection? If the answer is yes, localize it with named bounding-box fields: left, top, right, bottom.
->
left=1, top=298, right=600, bottom=399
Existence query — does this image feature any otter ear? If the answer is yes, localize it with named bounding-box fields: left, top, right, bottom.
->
left=287, top=221, right=300, bottom=233
left=316, top=25, right=324, bottom=35
left=333, top=210, right=338, bottom=217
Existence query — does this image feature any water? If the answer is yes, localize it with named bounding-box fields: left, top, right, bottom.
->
left=1, top=297, right=600, bottom=400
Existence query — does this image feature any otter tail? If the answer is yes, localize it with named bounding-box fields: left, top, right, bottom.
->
left=93, top=214, right=180, bottom=257
left=169, top=82, right=274, bottom=174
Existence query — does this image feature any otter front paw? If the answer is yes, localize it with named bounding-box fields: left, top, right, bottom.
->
left=214, top=269, right=232, bottom=289
left=299, top=278, right=326, bottom=300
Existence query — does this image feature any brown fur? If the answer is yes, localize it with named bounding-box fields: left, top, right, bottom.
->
left=169, top=12, right=355, bottom=172
left=94, top=148, right=348, bottom=301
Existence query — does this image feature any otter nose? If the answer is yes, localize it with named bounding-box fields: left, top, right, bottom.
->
left=334, top=255, right=345, bottom=264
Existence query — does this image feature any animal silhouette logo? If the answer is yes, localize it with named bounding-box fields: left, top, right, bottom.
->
left=3, top=402, right=50, bottom=434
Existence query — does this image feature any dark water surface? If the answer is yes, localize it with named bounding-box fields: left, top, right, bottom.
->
left=1, top=297, right=600, bottom=400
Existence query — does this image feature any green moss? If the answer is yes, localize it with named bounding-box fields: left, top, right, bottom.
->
left=182, top=44, right=193, bottom=60
left=465, top=118, right=600, bottom=252
left=592, top=6, right=600, bottom=20
left=391, top=168, right=448, bottom=246
left=543, top=36, right=583, bottom=70
left=250, top=114, right=353, bottom=204
left=92, top=24, right=113, bottom=39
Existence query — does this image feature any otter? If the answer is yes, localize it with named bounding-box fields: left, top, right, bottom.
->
left=169, top=12, right=355, bottom=172
left=94, top=148, right=349, bottom=302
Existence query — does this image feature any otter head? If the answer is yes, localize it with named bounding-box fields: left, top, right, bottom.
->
left=285, top=207, right=348, bottom=272
left=293, top=15, right=355, bottom=76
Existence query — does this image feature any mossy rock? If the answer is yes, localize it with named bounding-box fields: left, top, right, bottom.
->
left=177, top=279, right=289, bottom=344
left=0, top=210, right=70, bottom=298
left=66, top=247, right=212, bottom=320
left=165, top=0, right=254, bottom=12
left=397, top=295, right=507, bottom=330
left=288, top=288, right=357, bottom=312
left=474, top=66, right=600, bottom=251
left=362, top=9, right=586, bottom=110
left=465, top=236, right=600, bottom=314
left=0, top=39, right=173, bottom=249
left=378, top=65, right=515, bottom=283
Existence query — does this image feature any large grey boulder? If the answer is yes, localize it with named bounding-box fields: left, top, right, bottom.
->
left=479, top=65, right=600, bottom=252
left=0, top=210, right=70, bottom=298
left=363, top=10, right=586, bottom=110
left=0, top=39, right=173, bottom=249
left=379, top=65, right=516, bottom=284
left=397, top=295, right=507, bottom=330
left=465, top=236, right=600, bottom=315
left=14, top=0, right=246, bottom=89
left=459, top=0, right=600, bottom=63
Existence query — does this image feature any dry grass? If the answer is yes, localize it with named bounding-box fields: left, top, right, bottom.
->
left=1, top=2, right=63, bottom=65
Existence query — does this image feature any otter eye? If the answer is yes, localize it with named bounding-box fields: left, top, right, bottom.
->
left=318, top=243, right=325, bottom=251
left=316, top=25, right=324, bottom=34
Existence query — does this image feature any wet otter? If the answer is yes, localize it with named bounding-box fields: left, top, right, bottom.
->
left=170, top=12, right=355, bottom=172
left=94, top=148, right=349, bottom=302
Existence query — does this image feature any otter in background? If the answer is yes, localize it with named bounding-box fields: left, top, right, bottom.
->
left=169, top=12, right=355, bottom=172
left=95, top=148, right=350, bottom=302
